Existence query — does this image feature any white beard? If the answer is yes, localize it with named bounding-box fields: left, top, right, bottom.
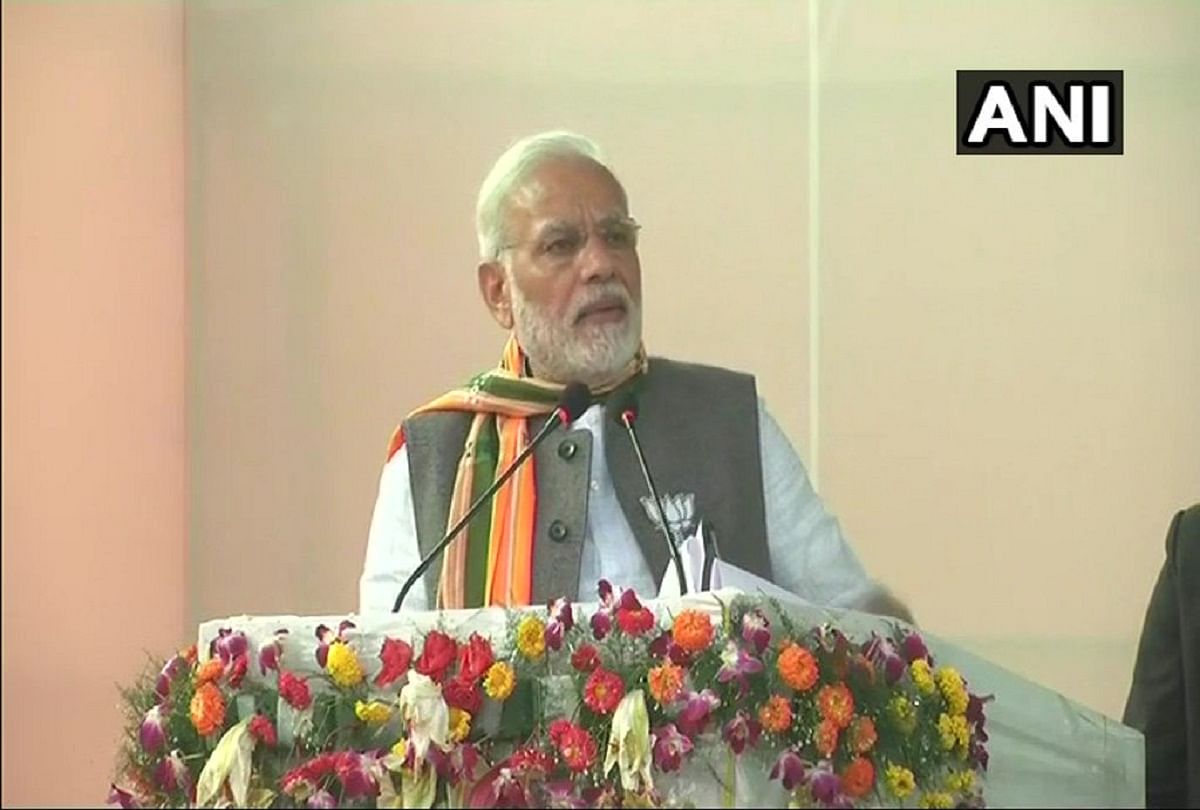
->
left=510, top=281, right=642, bottom=385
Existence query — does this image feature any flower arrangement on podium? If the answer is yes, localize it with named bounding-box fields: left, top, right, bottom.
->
left=111, top=582, right=992, bottom=808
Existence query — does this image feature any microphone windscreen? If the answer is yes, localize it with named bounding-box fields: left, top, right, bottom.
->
left=609, top=388, right=639, bottom=424
left=558, top=382, right=593, bottom=422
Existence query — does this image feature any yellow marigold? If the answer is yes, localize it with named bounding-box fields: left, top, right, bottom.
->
left=195, top=658, right=224, bottom=685
left=326, top=641, right=364, bottom=688
left=189, top=682, right=226, bottom=736
left=391, top=739, right=408, bottom=759
left=355, top=700, right=393, bottom=726
left=483, top=661, right=516, bottom=701
left=910, top=659, right=936, bottom=695
left=647, top=663, right=685, bottom=705
left=918, top=791, right=955, bottom=809
left=885, top=764, right=916, bottom=798
left=936, top=666, right=969, bottom=716
left=937, top=712, right=970, bottom=752
left=449, top=707, right=471, bottom=743
left=945, top=770, right=975, bottom=794
left=758, top=695, right=793, bottom=734
left=777, top=642, right=819, bottom=691
left=671, top=610, right=714, bottom=653
left=516, top=615, right=546, bottom=660
left=888, top=695, right=917, bottom=735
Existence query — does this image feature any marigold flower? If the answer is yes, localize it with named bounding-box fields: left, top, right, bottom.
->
left=919, top=791, right=954, bottom=809
left=945, top=769, right=975, bottom=794
left=888, top=695, right=917, bottom=735
left=647, top=662, right=685, bottom=705
left=885, top=763, right=916, bottom=798
left=938, top=712, right=970, bottom=752
left=195, top=658, right=224, bottom=685
left=583, top=668, right=625, bottom=715
left=671, top=610, right=714, bottom=653
left=910, top=659, right=936, bottom=695
left=815, top=717, right=839, bottom=758
left=848, top=715, right=878, bottom=753
left=936, top=666, right=969, bottom=716
left=448, top=707, right=471, bottom=743
left=516, top=615, right=547, bottom=660
left=841, top=757, right=875, bottom=798
left=326, top=641, right=364, bottom=688
left=757, top=695, right=793, bottom=734
left=355, top=700, right=393, bottom=726
left=777, top=643, right=819, bottom=691
left=817, top=683, right=855, bottom=729
left=483, top=661, right=515, bottom=701
left=189, top=682, right=226, bottom=736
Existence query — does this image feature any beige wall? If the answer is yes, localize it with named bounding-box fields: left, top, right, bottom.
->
left=186, top=0, right=1199, bottom=724
left=1, top=3, right=185, bottom=806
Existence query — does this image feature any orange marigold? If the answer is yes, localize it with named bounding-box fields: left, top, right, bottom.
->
left=848, top=715, right=878, bottom=753
left=817, top=683, right=855, bottom=729
left=647, top=663, right=685, bottom=705
left=841, top=756, right=875, bottom=798
left=757, top=694, right=793, bottom=734
left=671, top=610, right=714, bottom=653
left=195, top=658, right=224, bottom=685
left=777, top=643, right=819, bottom=691
left=190, top=682, right=226, bottom=736
left=815, top=717, right=839, bottom=758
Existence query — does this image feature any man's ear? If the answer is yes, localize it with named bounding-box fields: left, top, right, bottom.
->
left=478, top=260, right=514, bottom=330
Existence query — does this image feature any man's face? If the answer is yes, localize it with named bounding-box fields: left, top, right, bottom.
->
left=479, top=157, right=643, bottom=386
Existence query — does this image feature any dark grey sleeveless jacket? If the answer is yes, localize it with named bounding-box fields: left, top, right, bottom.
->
left=402, top=357, right=772, bottom=604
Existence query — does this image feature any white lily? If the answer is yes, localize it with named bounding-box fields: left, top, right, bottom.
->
left=195, top=718, right=254, bottom=807
left=397, top=671, right=450, bottom=762
left=604, top=689, right=653, bottom=792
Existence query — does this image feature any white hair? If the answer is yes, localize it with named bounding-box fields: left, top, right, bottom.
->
left=474, top=130, right=625, bottom=262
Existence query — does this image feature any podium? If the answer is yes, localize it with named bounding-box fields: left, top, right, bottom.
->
left=112, top=586, right=1144, bottom=808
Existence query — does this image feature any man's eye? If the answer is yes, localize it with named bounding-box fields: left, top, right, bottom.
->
left=544, top=236, right=578, bottom=256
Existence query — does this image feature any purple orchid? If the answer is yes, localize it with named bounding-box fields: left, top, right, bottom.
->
left=154, top=654, right=188, bottom=700
left=336, top=751, right=380, bottom=799
left=549, top=597, right=575, bottom=632
left=258, top=629, right=288, bottom=676
left=721, top=710, right=762, bottom=755
left=153, top=750, right=191, bottom=794
left=808, top=763, right=844, bottom=807
left=541, top=781, right=587, bottom=809
left=649, top=630, right=671, bottom=659
left=716, top=640, right=764, bottom=696
left=652, top=723, right=694, bottom=773
left=210, top=628, right=248, bottom=665
left=676, top=689, right=721, bottom=737
left=545, top=620, right=565, bottom=652
left=740, top=608, right=771, bottom=654
left=590, top=610, right=612, bottom=641
left=769, top=749, right=810, bottom=792
left=138, top=704, right=168, bottom=754
left=307, top=789, right=337, bottom=809
left=597, top=579, right=615, bottom=608
left=107, top=784, right=141, bottom=809
left=900, top=632, right=929, bottom=663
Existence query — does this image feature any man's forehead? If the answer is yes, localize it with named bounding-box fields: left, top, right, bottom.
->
left=508, top=159, right=627, bottom=223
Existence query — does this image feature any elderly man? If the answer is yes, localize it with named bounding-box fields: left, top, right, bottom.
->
left=359, top=131, right=909, bottom=620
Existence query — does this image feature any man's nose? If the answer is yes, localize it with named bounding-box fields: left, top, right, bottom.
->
left=576, top=233, right=618, bottom=283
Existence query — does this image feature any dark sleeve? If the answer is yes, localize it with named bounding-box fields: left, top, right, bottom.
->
left=1122, top=510, right=1187, bottom=809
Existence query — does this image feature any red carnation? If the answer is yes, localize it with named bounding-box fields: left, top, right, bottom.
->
left=374, top=638, right=413, bottom=688
left=560, top=724, right=598, bottom=773
left=248, top=713, right=277, bottom=747
left=615, top=591, right=656, bottom=636
left=571, top=644, right=601, bottom=673
left=227, top=654, right=248, bottom=689
left=444, top=678, right=483, bottom=715
left=457, top=633, right=494, bottom=683
left=279, top=671, right=312, bottom=710
left=584, top=668, right=626, bottom=715
left=415, top=630, right=458, bottom=683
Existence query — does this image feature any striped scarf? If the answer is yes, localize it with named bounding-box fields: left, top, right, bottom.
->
left=387, top=335, right=646, bottom=609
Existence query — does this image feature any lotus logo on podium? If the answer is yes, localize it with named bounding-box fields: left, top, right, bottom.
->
left=640, top=491, right=696, bottom=543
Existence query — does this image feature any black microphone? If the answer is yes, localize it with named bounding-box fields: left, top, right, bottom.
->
left=392, top=382, right=592, bottom=612
left=611, top=392, right=689, bottom=596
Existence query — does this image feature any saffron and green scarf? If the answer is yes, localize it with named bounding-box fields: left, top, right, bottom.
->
left=387, top=335, right=646, bottom=609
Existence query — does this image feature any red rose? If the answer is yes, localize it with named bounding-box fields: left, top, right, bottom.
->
left=279, top=671, right=312, bottom=710
left=415, top=631, right=458, bottom=683
left=374, top=638, right=413, bottom=688
left=457, top=633, right=495, bottom=683
left=443, top=678, right=483, bottom=714
left=571, top=644, right=601, bottom=673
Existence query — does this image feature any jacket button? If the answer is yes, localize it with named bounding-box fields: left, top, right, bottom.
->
left=548, top=520, right=569, bottom=542
left=558, top=440, right=577, bottom=460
